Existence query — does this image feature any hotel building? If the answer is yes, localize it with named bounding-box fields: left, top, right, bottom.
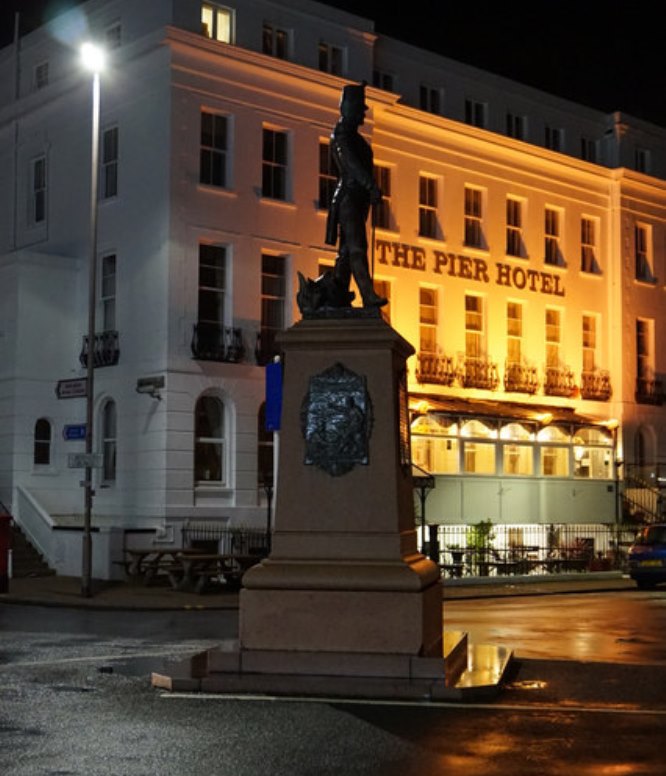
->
left=1, top=0, right=665, bottom=577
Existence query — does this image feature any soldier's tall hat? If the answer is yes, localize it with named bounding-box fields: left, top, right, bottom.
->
left=340, top=81, right=368, bottom=117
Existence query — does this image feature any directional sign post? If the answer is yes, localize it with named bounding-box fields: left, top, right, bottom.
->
left=68, top=453, right=103, bottom=469
left=56, top=378, right=88, bottom=399
left=63, top=424, right=87, bottom=441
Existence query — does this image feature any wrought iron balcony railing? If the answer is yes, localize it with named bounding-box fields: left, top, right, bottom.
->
left=580, top=370, right=612, bottom=401
left=504, top=360, right=539, bottom=394
left=636, top=377, right=664, bottom=405
left=79, top=330, right=120, bottom=368
left=461, top=356, right=499, bottom=390
left=544, top=365, right=576, bottom=397
left=191, top=323, right=244, bottom=363
left=415, top=353, right=457, bottom=386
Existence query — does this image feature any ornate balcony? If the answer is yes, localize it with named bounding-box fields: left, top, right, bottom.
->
left=415, top=353, right=457, bottom=386
left=191, top=323, right=244, bottom=363
left=636, top=377, right=664, bottom=405
left=79, top=330, right=120, bottom=368
left=580, top=370, right=612, bottom=401
left=504, top=360, right=539, bottom=394
left=461, top=357, right=499, bottom=390
left=544, top=365, right=576, bottom=397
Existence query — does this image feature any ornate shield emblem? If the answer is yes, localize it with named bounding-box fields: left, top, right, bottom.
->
left=300, top=362, right=373, bottom=476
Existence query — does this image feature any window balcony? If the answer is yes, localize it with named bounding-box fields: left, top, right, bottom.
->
left=544, top=365, right=576, bottom=397
left=580, top=370, right=612, bottom=401
left=415, top=353, right=457, bottom=386
left=636, top=377, right=664, bottom=405
left=461, top=356, right=499, bottom=390
left=504, top=360, right=539, bottom=394
left=191, top=323, right=244, bottom=363
left=79, top=330, right=120, bottom=368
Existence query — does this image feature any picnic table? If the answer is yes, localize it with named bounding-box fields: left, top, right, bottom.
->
left=171, top=553, right=261, bottom=593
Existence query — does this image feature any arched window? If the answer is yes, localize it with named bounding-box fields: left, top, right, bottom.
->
left=257, top=402, right=274, bottom=489
left=195, top=395, right=225, bottom=484
left=101, top=399, right=117, bottom=484
left=33, top=418, right=52, bottom=465
left=537, top=424, right=570, bottom=477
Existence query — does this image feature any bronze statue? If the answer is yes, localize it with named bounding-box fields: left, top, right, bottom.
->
left=297, top=82, right=387, bottom=315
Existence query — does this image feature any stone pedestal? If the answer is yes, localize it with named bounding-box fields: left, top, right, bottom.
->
left=240, top=317, right=442, bottom=664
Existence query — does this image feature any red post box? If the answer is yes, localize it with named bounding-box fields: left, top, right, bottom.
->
left=0, top=513, right=12, bottom=593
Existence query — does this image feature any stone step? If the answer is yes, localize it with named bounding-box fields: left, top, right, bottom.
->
left=9, top=523, right=54, bottom=578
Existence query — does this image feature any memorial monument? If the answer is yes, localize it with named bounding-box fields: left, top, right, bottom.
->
left=153, top=83, right=510, bottom=699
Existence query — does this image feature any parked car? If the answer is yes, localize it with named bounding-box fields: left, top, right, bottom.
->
left=627, top=524, right=666, bottom=589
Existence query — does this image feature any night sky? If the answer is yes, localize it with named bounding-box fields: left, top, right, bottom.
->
left=1, top=0, right=664, bottom=127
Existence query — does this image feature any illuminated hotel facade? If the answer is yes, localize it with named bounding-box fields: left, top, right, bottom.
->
left=1, top=0, right=665, bottom=576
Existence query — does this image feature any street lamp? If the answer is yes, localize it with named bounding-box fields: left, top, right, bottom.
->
left=80, top=42, right=105, bottom=598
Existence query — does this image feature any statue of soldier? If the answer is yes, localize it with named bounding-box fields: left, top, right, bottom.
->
left=325, top=82, right=388, bottom=308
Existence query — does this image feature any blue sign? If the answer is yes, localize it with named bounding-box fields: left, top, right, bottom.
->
left=63, top=424, right=87, bottom=441
left=265, top=361, right=282, bottom=432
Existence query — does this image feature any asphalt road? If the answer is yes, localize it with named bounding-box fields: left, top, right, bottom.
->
left=2, top=592, right=666, bottom=775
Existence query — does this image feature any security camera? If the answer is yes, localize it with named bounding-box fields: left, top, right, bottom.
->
left=135, top=376, right=165, bottom=399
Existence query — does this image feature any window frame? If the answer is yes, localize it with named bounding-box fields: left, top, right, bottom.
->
left=201, top=3, right=234, bottom=43
left=261, top=127, right=289, bottom=201
left=194, top=394, right=227, bottom=486
left=635, top=223, right=655, bottom=282
left=33, top=418, right=52, bottom=466
left=101, top=126, right=118, bottom=199
left=101, top=253, right=117, bottom=331
left=418, top=175, right=438, bottom=238
left=101, top=399, right=117, bottom=486
left=200, top=110, right=229, bottom=188
left=506, top=197, right=524, bottom=257
left=464, top=186, right=484, bottom=248
left=30, top=155, right=47, bottom=225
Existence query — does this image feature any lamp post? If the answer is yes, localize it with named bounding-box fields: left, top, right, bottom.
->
left=80, top=42, right=105, bottom=598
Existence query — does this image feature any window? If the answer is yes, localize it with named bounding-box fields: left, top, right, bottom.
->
left=102, top=127, right=118, bottom=199
left=635, top=224, right=654, bottom=281
left=506, top=198, right=524, bottom=257
left=372, top=69, right=394, bottom=91
left=105, top=21, right=122, bottom=49
left=464, top=187, right=484, bottom=248
left=635, top=148, right=651, bottom=174
left=31, top=156, right=46, bottom=224
left=581, top=217, right=600, bottom=273
left=101, top=399, right=117, bottom=484
left=506, top=302, right=523, bottom=365
left=636, top=318, right=654, bottom=384
left=34, top=61, right=48, bottom=90
left=262, top=128, right=288, bottom=200
left=573, top=427, right=613, bottom=479
left=581, top=137, right=597, bottom=163
left=410, top=415, right=459, bottom=474
left=582, top=314, right=596, bottom=373
left=101, top=254, right=116, bottom=331
left=464, top=99, right=487, bottom=128
left=318, top=141, right=336, bottom=210
left=419, top=287, right=437, bottom=353
left=260, top=254, right=286, bottom=362
left=201, top=3, right=233, bottom=43
left=465, top=295, right=484, bottom=358
left=373, top=165, right=392, bottom=229
left=257, top=402, right=274, bottom=489
left=198, top=244, right=227, bottom=329
left=506, top=112, right=526, bottom=140
left=33, top=418, right=52, bottom=466
left=374, top=278, right=391, bottom=324
left=545, top=125, right=563, bottom=152
left=194, top=395, right=225, bottom=484
left=418, top=176, right=438, bottom=238
left=318, top=42, right=344, bottom=75
left=420, top=85, right=443, bottom=115
left=200, top=111, right=228, bottom=188
left=461, top=419, right=496, bottom=474
left=538, top=425, right=570, bottom=477
left=545, top=308, right=561, bottom=368
left=544, top=207, right=563, bottom=265
left=262, top=23, right=289, bottom=58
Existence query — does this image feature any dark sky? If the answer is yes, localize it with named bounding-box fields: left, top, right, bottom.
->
left=2, top=0, right=664, bottom=127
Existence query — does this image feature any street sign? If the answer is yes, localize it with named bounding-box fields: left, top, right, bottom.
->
left=67, top=453, right=103, bottom=469
left=63, top=424, right=87, bottom=441
left=55, top=378, right=87, bottom=399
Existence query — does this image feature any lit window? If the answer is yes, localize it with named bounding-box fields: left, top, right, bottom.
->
left=506, top=302, right=523, bottom=365
left=545, top=308, right=561, bottom=368
left=544, top=207, right=563, bottom=266
left=465, top=295, right=484, bottom=359
left=503, top=444, right=533, bottom=475
left=418, top=176, right=438, bottom=238
left=419, top=287, right=437, bottom=354
left=506, top=198, right=524, bottom=257
left=201, top=4, right=233, bottom=43
left=318, top=42, right=344, bottom=75
left=200, top=111, right=228, bottom=187
left=464, top=187, right=484, bottom=248
left=33, top=418, right=52, bottom=466
left=194, top=395, right=225, bottom=484
left=581, top=217, right=600, bottom=273
left=582, top=314, right=596, bottom=373
left=373, top=165, right=392, bottom=229
left=572, top=427, right=613, bottom=479
left=262, top=23, right=289, bottom=58
left=102, top=127, right=118, bottom=199
left=262, top=128, right=288, bottom=200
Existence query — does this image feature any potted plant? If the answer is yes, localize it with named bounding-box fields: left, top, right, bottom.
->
left=466, top=520, right=495, bottom=576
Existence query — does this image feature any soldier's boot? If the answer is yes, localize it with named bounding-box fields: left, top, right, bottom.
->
left=350, top=253, right=388, bottom=307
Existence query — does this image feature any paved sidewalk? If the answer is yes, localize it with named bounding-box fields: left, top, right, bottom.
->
left=0, top=571, right=635, bottom=610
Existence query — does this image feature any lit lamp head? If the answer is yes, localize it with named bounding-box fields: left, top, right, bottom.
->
left=80, top=42, right=106, bottom=73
